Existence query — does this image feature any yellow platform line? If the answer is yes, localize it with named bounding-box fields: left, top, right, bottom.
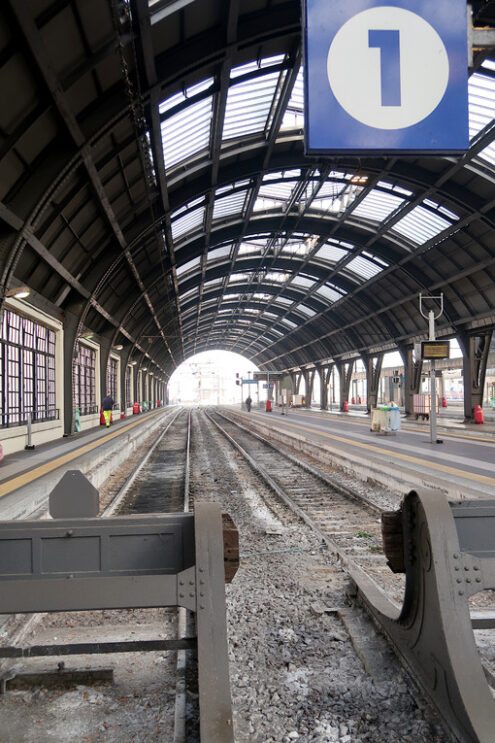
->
left=302, top=412, right=495, bottom=445
left=269, top=418, right=495, bottom=487
left=0, top=410, right=163, bottom=500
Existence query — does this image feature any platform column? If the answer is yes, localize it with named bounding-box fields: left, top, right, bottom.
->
left=294, top=372, right=302, bottom=394
left=302, top=369, right=315, bottom=407
left=318, top=366, right=331, bottom=410
left=63, top=303, right=84, bottom=436
left=458, top=330, right=493, bottom=420
left=362, top=353, right=383, bottom=414
left=398, top=344, right=423, bottom=417
left=99, top=331, right=113, bottom=404
left=120, top=346, right=132, bottom=412
left=336, top=361, right=353, bottom=411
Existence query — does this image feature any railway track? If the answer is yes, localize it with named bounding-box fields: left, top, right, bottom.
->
left=0, top=408, right=205, bottom=743
left=207, top=409, right=404, bottom=601
left=209, top=408, right=495, bottom=743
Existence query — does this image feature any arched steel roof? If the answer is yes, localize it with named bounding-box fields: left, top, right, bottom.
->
left=0, top=0, right=494, bottom=379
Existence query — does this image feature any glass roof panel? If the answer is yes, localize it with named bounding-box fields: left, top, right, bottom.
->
left=223, top=71, right=281, bottom=140
left=177, top=256, right=201, bottom=276
left=162, top=96, right=213, bottom=170
left=297, top=304, right=316, bottom=316
left=230, top=55, right=285, bottom=79
left=280, top=66, right=304, bottom=130
left=315, top=244, right=349, bottom=263
left=315, top=284, right=345, bottom=303
left=346, top=255, right=386, bottom=280
left=351, top=189, right=405, bottom=222
left=272, top=296, right=291, bottom=306
left=171, top=206, right=205, bottom=240
left=468, top=63, right=495, bottom=166
left=229, top=273, right=251, bottom=284
left=239, top=241, right=263, bottom=255
left=213, top=189, right=248, bottom=220
left=253, top=196, right=283, bottom=211
left=258, top=180, right=298, bottom=201
left=280, top=239, right=311, bottom=256
left=208, top=245, right=231, bottom=259
left=291, top=275, right=315, bottom=290
left=159, top=77, right=214, bottom=114
left=392, top=205, right=452, bottom=244
left=264, top=271, right=291, bottom=283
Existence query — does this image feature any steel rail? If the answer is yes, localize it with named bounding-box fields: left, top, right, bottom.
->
left=205, top=410, right=383, bottom=571
left=205, top=408, right=495, bottom=743
left=102, top=407, right=184, bottom=517
left=174, top=407, right=192, bottom=743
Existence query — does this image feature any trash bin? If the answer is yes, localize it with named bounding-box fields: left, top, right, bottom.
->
left=75, top=409, right=81, bottom=433
left=266, top=400, right=272, bottom=412
left=474, top=405, right=484, bottom=424
left=133, top=402, right=140, bottom=415
left=371, top=406, right=401, bottom=434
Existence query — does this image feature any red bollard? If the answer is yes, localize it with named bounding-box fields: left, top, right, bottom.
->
left=358, top=396, right=362, bottom=404
left=351, top=397, right=355, bottom=405
left=474, top=404, right=484, bottom=424
left=343, top=401, right=349, bottom=412
left=442, top=397, right=448, bottom=408
left=121, top=413, right=125, bottom=419
left=266, top=400, right=272, bottom=412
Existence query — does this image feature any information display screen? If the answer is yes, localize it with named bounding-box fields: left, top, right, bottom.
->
left=421, top=341, right=450, bottom=359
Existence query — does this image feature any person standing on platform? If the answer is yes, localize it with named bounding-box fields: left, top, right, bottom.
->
left=245, top=395, right=252, bottom=412
left=102, top=393, right=114, bottom=427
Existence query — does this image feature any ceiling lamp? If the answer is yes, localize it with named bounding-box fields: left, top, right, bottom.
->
left=5, top=286, right=30, bottom=299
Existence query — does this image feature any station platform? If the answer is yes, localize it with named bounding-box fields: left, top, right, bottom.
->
left=0, top=408, right=170, bottom=520
left=227, top=404, right=495, bottom=500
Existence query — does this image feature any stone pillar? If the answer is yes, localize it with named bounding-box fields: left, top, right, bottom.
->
left=398, top=344, right=423, bottom=418
left=458, top=330, right=493, bottom=420
left=294, top=372, right=302, bottom=394
left=302, top=369, right=315, bottom=407
left=362, top=353, right=383, bottom=414
left=336, top=361, right=353, bottom=410
left=120, top=346, right=132, bottom=413
left=63, top=303, right=84, bottom=436
left=99, top=331, right=113, bottom=405
left=318, top=366, right=330, bottom=410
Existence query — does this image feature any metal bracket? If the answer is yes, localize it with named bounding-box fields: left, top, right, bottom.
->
left=176, top=565, right=196, bottom=611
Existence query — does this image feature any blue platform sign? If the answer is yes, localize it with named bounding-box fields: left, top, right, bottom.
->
left=303, top=0, right=469, bottom=154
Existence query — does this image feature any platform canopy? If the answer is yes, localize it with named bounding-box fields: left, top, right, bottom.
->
left=0, top=0, right=494, bottom=379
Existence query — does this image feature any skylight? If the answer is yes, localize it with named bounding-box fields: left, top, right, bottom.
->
left=298, top=304, right=317, bottom=317
left=213, top=189, right=247, bottom=220
left=291, top=275, right=315, bottom=290
left=315, top=284, right=345, bottom=303
left=315, top=244, right=349, bottom=264
left=176, top=256, right=201, bottom=276
left=258, top=180, right=298, bottom=201
left=281, top=66, right=304, bottom=130
left=223, top=71, right=281, bottom=140
left=468, top=63, right=495, bottom=166
left=230, top=55, right=285, bottom=79
left=346, top=255, right=385, bottom=281
left=392, top=205, right=452, bottom=244
left=162, top=96, right=213, bottom=170
left=351, top=189, right=405, bottom=223
left=171, top=206, right=205, bottom=239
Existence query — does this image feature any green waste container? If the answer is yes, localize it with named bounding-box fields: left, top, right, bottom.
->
left=74, top=409, right=81, bottom=432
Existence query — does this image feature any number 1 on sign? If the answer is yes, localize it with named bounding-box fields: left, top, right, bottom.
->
left=368, top=29, right=401, bottom=106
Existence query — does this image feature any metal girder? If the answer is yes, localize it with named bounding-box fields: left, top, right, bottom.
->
left=365, top=490, right=495, bottom=743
